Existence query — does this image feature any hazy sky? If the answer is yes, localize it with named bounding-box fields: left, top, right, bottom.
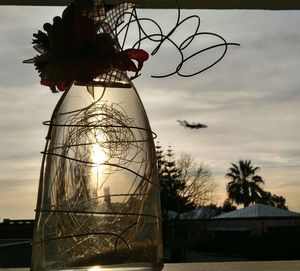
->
left=0, top=5, right=300, bottom=220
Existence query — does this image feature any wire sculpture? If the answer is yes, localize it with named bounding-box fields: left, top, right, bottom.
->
left=116, top=0, right=240, bottom=78
left=34, top=82, right=161, bottom=269
left=30, top=1, right=239, bottom=270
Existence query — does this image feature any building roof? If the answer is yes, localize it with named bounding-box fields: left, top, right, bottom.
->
left=179, top=207, right=219, bottom=220
left=213, top=204, right=300, bottom=219
left=166, top=207, right=219, bottom=220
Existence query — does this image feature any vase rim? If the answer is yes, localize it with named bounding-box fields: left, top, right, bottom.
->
left=74, top=79, right=132, bottom=89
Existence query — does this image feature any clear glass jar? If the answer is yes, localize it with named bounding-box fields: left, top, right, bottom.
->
left=31, top=74, right=163, bottom=271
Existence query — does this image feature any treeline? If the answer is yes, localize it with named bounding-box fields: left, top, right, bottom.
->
left=156, top=143, right=288, bottom=220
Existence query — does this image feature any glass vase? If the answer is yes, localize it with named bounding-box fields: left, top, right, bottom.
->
left=31, top=74, right=163, bottom=271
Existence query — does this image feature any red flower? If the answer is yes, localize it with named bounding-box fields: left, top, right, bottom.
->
left=113, top=49, right=149, bottom=80
left=27, top=3, right=149, bottom=92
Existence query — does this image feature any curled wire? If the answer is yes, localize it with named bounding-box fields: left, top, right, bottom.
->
left=36, top=92, right=160, bottom=265
left=115, top=0, right=240, bottom=78
left=33, top=0, right=239, bottom=266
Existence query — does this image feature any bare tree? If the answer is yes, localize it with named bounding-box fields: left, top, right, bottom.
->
left=177, top=154, right=217, bottom=207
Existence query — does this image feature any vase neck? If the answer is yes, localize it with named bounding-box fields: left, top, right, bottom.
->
left=75, top=69, right=132, bottom=88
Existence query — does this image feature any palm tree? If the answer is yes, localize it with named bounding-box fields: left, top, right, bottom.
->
left=225, top=160, right=265, bottom=207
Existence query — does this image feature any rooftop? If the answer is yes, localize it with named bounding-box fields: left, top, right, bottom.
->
left=214, top=204, right=300, bottom=219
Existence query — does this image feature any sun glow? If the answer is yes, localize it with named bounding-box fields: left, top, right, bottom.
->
left=92, top=143, right=106, bottom=174
left=89, top=266, right=103, bottom=271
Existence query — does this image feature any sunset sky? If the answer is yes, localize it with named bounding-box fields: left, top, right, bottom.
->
left=0, top=5, right=300, bottom=220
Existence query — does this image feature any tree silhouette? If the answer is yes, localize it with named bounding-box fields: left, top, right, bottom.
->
left=221, top=199, right=237, bottom=212
left=156, top=143, right=194, bottom=220
left=156, top=143, right=217, bottom=219
left=256, top=191, right=288, bottom=210
left=225, top=160, right=265, bottom=207
left=177, top=154, right=217, bottom=206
